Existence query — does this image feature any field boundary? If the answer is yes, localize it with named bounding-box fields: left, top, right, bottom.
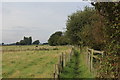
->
left=53, top=48, right=74, bottom=78
left=86, top=48, right=104, bottom=75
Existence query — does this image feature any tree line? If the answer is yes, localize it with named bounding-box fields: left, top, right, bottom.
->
left=48, top=31, right=69, bottom=46
left=48, top=2, right=119, bottom=78
left=16, top=36, right=40, bottom=45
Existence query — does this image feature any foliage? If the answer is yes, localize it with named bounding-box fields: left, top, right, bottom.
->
left=66, top=7, right=106, bottom=50
left=42, top=43, right=48, bottom=45
left=2, top=43, right=4, bottom=45
left=57, top=34, right=69, bottom=45
left=48, top=31, right=69, bottom=46
left=16, top=36, right=32, bottom=45
left=19, top=40, right=26, bottom=45
left=92, top=2, right=120, bottom=78
left=66, top=7, right=95, bottom=45
left=32, top=40, right=40, bottom=45
left=66, top=3, right=119, bottom=78
left=16, top=42, right=20, bottom=45
left=48, top=31, right=62, bottom=46
left=23, top=36, right=32, bottom=45
left=92, top=2, right=120, bottom=54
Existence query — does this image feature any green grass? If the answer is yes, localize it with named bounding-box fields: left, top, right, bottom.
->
left=60, top=48, right=95, bottom=78
left=2, top=45, right=71, bottom=78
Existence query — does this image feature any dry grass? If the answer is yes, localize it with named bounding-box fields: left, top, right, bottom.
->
left=2, top=45, right=71, bottom=78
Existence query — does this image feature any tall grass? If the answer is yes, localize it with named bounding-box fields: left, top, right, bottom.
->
left=2, top=45, right=71, bottom=78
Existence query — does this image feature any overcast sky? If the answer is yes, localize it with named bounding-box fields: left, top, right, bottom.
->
left=1, top=2, right=92, bottom=44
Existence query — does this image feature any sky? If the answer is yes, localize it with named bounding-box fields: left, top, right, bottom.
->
left=1, top=2, right=92, bottom=44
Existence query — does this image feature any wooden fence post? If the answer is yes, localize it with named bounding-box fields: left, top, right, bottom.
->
left=90, top=49, right=93, bottom=72
left=86, top=51, right=89, bottom=68
left=59, top=55, right=62, bottom=73
left=70, top=50, right=72, bottom=61
left=89, top=50, right=92, bottom=72
left=69, top=52, right=71, bottom=62
left=53, top=48, right=75, bottom=79
left=61, top=53, right=64, bottom=69
left=102, top=52, right=104, bottom=57
left=57, top=64, right=60, bottom=78
left=71, top=48, right=74, bottom=56
left=53, top=72, right=55, bottom=79
left=63, top=53, right=66, bottom=67
left=66, top=53, right=68, bottom=63
left=87, top=48, right=104, bottom=74
left=88, top=51, right=91, bottom=72
left=58, top=63, right=61, bottom=76
left=54, top=64, right=57, bottom=79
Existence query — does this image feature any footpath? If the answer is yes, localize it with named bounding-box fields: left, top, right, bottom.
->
left=60, top=48, right=95, bottom=78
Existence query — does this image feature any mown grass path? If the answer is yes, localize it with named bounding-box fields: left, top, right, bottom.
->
left=60, top=48, right=95, bottom=78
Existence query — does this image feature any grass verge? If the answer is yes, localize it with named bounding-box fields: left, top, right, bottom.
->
left=60, top=47, right=95, bottom=78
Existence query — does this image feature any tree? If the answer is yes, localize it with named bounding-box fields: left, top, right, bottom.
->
left=16, top=42, right=20, bottom=45
left=80, top=11, right=106, bottom=50
left=91, top=2, right=120, bottom=78
left=66, top=6, right=107, bottom=50
left=19, top=40, right=26, bottom=45
left=65, top=3, right=119, bottom=78
left=2, top=43, right=4, bottom=45
left=33, top=40, right=40, bottom=45
left=23, top=36, right=28, bottom=45
left=23, top=36, right=32, bottom=45
left=29, top=37, right=32, bottom=45
left=48, top=31, right=62, bottom=46
left=57, top=33, right=69, bottom=45
left=66, top=7, right=95, bottom=45
left=42, top=43, right=48, bottom=45
left=92, top=2, right=120, bottom=54
left=16, top=36, right=33, bottom=45
left=48, top=31, right=69, bottom=46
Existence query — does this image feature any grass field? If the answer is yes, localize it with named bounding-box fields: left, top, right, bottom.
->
left=2, top=45, right=72, bottom=78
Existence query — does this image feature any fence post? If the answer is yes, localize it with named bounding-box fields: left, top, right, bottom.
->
left=70, top=50, right=72, bottom=61
left=71, top=48, right=74, bottom=56
left=87, top=52, right=89, bottom=71
left=54, top=64, right=57, bottom=79
left=66, top=52, right=68, bottom=63
left=69, top=52, right=71, bottom=62
left=63, top=53, right=66, bottom=67
left=59, top=55, right=62, bottom=73
left=53, top=72, right=55, bottom=79
left=57, top=64, right=60, bottom=78
left=102, top=52, right=104, bottom=57
left=88, top=51, right=91, bottom=72
left=90, top=49, right=93, bottom=72
left=53, top=48, right=75, bottom=79
left=61, top=53, right=64, bottom=69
